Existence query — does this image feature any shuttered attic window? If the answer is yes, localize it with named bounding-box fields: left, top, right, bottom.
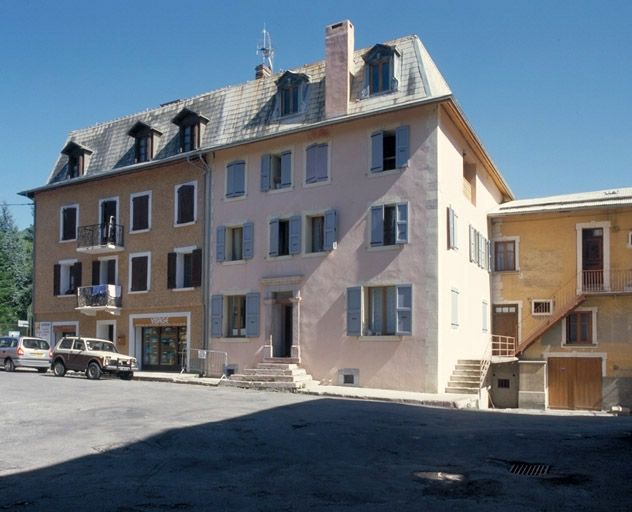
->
left=127, top=121, right=162, bottom=163
left=172, top=108, right=209, bottom=153
left=359, top=44, right=401, bottom=98
left=61, top=141, right=93, bottom=180
left=273, top=71, right=311, bottom=119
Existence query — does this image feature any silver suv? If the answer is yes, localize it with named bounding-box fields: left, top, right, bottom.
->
left=0, top=336, right=51, bottom=373
left=51, top=337, right=137, bottom=380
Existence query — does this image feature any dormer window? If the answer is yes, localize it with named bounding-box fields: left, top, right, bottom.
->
left=128, top=122, right=161, bottom=163
left=360, top=44, right=401, bottom=98
left=61, top=141, right=93, bottom=180
left=172, top=108, right=208, bottom=153
left=274, top=71, right=311, bottom=119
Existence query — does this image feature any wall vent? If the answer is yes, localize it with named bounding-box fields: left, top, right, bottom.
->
left=338, top=368, right=359, bottom=386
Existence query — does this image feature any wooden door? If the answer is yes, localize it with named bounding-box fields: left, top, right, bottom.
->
left=582, top=229, right=603, bottom=290
left=548, top=357, right=602, bottom=410
left=493, top=305, right=519, bottom=341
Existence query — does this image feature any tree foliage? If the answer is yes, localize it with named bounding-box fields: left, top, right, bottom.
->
left=0, top=202, right=32, bottom=333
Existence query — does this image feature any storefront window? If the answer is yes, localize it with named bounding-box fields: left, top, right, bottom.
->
left=142, top=325, right=187, bottom=370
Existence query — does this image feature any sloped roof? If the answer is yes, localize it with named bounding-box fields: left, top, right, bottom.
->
left=490, top=187, right=632, bottom=216
left=22, top=34, right=456, bottom=192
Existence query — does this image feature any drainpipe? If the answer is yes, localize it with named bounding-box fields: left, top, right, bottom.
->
left=185, top=151, right=212, bottom=352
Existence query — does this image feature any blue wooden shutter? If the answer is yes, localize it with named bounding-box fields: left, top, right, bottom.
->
left=305, top=144, right=318, bottom=183
left=245, top=292, right=260, bottom=337
left=226, top=163, right=235, bottom=197
left=216, top=226, right=226, bottom=262
left=281, top=151, right=292, bottom=187
left=289, top=215, right=301, bottom=255
left=370, top=205, right=384, bottom=246
left=317, top=144, right=328, bottom=181
left=347, top=287, right=362, bottom=335
left=323, top=209, right=337, bottom=251
left=210, top=295, right=223, bottom=337
left=260, top=154, right=271, bottom=191
left=243, top=222, right=254, bottom=259
left=233, top=161, right=245, bottom=196
left=396, top=202, right=408, bottom=244
left=395, top=125, right=409, bottom=168
left=396, top=284, right=412, bottom=335
left=371, top=131, right=384, bottom=172
left=269, top=219, right=279, bottom=256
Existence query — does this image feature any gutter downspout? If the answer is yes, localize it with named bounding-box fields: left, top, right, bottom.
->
left=185, top=151, right=212, bottom=354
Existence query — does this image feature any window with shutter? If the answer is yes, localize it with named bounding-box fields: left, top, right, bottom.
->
left=55, top=260, right=79, bottom=296
left=370, top=203, right=408, bottom=247
left=226, top=160, right=246, bottom=198
left=305, top=143, right=328, bottom=184
left=447, top=206, right=458, bottom=250
left=245, top=293, right=260, bottom=337
left=60, top=206, right=78, bottom=241
left=210, top=295, right=224, bottom=337
left=130, top=254, right=149, bottom=292
left=175, top=183, right=196, bottom=225
left=131, top=193, right=151, bottom=232
left=270, top=218, right=295, bottom=257
left=451, top=288, right=459, bottom=328
left=370, top=126, right=409, bottom=173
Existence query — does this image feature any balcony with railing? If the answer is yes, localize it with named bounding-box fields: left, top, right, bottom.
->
left=76, top=285, right=122, bottom=316
left=77, top=223, right=124, bottom=253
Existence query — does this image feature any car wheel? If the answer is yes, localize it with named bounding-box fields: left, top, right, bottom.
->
left=4, top=358, right=15, bottom=372
left=119, top=372, right=134, bottom=381
left=37, top=368, right=48, bottom=373
left=53, top=360, right=66, bottom=377
left=86, top=362, right=102, bottom=380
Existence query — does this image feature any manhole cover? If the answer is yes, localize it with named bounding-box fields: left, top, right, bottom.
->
left=509, top=462, right=550, bottom=476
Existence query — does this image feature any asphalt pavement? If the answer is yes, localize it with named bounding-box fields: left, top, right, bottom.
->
left=0, top=370, right=629, bottom=511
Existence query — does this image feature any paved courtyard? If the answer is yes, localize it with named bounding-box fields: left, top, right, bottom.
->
left=1, top=370, right=630, bottom=511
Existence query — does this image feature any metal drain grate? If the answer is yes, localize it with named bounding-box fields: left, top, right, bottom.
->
left=510, top=463, right=550, bottom=476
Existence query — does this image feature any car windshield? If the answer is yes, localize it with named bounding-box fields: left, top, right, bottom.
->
left=85, top=340, right=118, bottom=353
left=22, top=338, right=50, bottom=350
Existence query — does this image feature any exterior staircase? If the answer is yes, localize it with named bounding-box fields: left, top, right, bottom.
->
left=221, top=358, right=319, bottom=391
left=445, top=359, right=482, bottom=395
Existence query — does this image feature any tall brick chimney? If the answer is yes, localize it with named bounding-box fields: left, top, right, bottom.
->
left=325, top=20, right=354, bottom=119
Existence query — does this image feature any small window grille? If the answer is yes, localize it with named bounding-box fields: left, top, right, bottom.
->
left=498, top=378, right=510, bottom=389
left=532, top=300, right=552, bottom=316
left=338, top=368, right=359, bottom=386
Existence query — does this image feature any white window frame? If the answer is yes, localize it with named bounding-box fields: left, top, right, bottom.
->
left=225, top=224, right=245, bottom=263
left=98, top=196, right=120, bottom=226
left=174, top=245, right=197, bottom=290
left=576, top=221, right=611, bottom=292
left=304, top=210, right=326, bottom=256
left=303, top=141, right=331, bottom=187
left=129, top=191, right=152, bottom=233
left=368, top=200, right=408, bottom=251
left=128, top=252, right=151, bottom=293
left=562, top=307, right=598, bottom=346
left=531, top=299, right=553, bottom=316
left=96, top=255, right=118, bottom=285
left=267, top=214, right=297, bottom=260
left=262, top=148, right=294, bottom=193
left=59, top=204, right=79, bottom=242
left=493, top=236, right=520, bottom=272
left=57, top=258, right=78, bottom=297
left=174, top=181, right=198, bottom=227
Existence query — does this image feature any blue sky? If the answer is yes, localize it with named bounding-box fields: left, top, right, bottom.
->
left=1, top=0, right=630, bottom=229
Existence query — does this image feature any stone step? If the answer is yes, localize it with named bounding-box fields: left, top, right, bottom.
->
left=256, top=363, right=299, bottom=370
left=263, top=357, right=300, bottom=364
left=448, top=375, right=479, bottom=383
left=457, top=359, right=482, bottom=365
left=220, top=379, right=315, bottom=391
left=452, top=369, right=480, bottom=376
left=445, top=386, right=479, bottom=395
left=243, top=368, right=306, bottom=377
left=229, top=373, right=313, bottom=383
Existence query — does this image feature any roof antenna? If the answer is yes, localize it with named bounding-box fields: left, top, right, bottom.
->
left=257, top=25, right=274, bottom=73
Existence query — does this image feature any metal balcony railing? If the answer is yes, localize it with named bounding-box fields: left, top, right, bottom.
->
left=77, top=285, right=122, bottom=309
left=77, top=223, right=124, bottom=251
